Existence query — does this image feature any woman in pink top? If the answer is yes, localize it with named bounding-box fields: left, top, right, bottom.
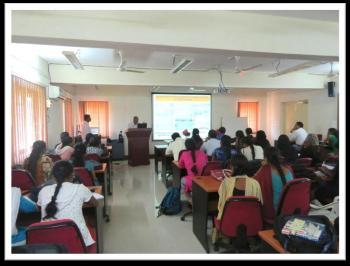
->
left=178, top=138, right=208, bottom=195
left=56, top=136, right=74, bottom=161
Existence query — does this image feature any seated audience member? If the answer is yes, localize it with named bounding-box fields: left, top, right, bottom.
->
left=37, top=161, right=98, bottom=250
left=212, top=135, right=238, bottom=166
left=277, top=134, right=298, bottom=164
left=216, top=127, right=226, bottom=140
left=240, top=136, right=264, bottom=161
left=165, top=132, right=186, bottom=161
left=201, top=129, right=221, bottom=157
left=71, top=143, right=101, bottom=185
left=245, top=127, right=254, bottom=141
left=255, top=130, right=271, bottom=151
left=24, top=140, right=53, bottom=186
left=54, top=132, right=69, bottom=152
left=192, top=134, right=204, bottom=150
left=12, top=187, right=38, bottom=246
left=254, top=147, right=294, bottom=222
left=231, top=130, right=245, bottom=150
left=74, top=136, right=83, bottom=145
left=86, top=135, right=104, bottom=157
left=84, top=133, right=94, bottom=147
left=314, top=162, right=339, bottom=205
left=300, top=134, right=328, bottom=166
left=289, top=121, right=308, bottom=152
left=55, top=136, right=75, bottom=161
left=182, top=129, right=191, bottom=138
left=212, top=154, right=263, bottom=243
left=178, top=138, right=208, bottom=200
left=325, top=128, right=339, bottom=155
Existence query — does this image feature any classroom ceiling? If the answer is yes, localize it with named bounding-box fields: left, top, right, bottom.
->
left=11, top=43, right=339, bottom=75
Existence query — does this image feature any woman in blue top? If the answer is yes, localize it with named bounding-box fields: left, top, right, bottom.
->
left=71, top=143, right=101, bottom=185
left=264, top=147, right=294, bottom=210
left=212, top=135, right=237, bottom=167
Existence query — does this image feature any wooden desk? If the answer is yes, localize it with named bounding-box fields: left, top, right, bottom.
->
left=258, top=229, right=287, bottom=253
left=171, top=160, right=187, bottom=189
left=192, top=176, right=221, bottom=253
left=154, top=145, right=173, bottom=187
left=18, top=186, right=105, bottom=253
left=94, top=163, right=110, bottom=221
left=100, top=154, right=113, bottom=195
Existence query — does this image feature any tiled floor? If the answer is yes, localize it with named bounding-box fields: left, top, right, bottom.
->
left=103, top=160, right=207, bottom=253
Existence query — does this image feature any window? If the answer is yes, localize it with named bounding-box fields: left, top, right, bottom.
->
left=63, top=98, right=73, bottom=136
left=237, top=102, right=259, bottom=133
left=78, top=101, right=109, bottom=137
left=12, top=75, right=47, bottom=165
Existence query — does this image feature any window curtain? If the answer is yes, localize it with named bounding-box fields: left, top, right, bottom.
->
left=237, top=102, right=259, bottom=133
left=12, top=75, right=47, bottom=165
left=63, top=98, right=73, bottom=136
left=78, top=101, right=109, bottom=137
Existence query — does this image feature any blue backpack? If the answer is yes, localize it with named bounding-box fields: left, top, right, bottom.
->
left=157, top=187, right=182, bottom=217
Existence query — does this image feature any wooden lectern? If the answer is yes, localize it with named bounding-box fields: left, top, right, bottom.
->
left=126, top=128, right=152, bottom=166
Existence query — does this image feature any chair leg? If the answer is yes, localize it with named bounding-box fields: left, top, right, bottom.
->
left=180, top=210, right=192, bottom=221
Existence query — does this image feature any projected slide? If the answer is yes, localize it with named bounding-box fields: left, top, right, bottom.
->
left=152, top=94, right=211, bottom=140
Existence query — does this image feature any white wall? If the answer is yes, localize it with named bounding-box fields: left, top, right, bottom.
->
left=47, top=99, right=64, bottom=149
left=68, top=85, right=268, bottom=155
left=266, top=88, right=338, bottom=142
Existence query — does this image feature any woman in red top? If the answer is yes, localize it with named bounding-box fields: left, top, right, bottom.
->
left=178, top=138, right=208, bottom=197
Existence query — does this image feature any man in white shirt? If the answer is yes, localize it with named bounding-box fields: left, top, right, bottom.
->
left=289, top=121, right=308, bottom=151
left=165, top=132, right=186, bottom=161
left=82, top=114, right=91, bottom=141
left=127, top=116, right=139, bottom=130
left=201, top=129, right=221, bottom=156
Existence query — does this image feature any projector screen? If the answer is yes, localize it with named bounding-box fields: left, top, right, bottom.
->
left=152, top=93, right=211, bottom=140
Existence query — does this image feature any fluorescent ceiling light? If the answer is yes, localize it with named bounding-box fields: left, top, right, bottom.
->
left=62, top=51, right=84, bottom=70
left=269, top=61, right=325, bottom=78
left=170, top=58, right=193, bottom=74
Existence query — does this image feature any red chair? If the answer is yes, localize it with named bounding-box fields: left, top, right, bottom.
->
left=296, top=157, right=313, bottom=167
left=201, top=161, right=223, bottom=176
left=26, top=219, right=96, bottom=253
left=276, top=178, right=311, bottom=217
left=47, top=154, right=61, bottom=162
left=85, top=153, right=101, bottom=162
left=74, top=167, right=94, bottom=187
left=12, top=169, right=36, bottom=191
left=213, top=196, right=263, bottom=252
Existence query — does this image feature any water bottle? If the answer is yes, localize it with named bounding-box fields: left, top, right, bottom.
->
left=118, top=131, right=124, bottom=143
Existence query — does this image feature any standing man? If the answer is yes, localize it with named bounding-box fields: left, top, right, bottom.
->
left=82, top=114, right=91, bottom=141
left=289, top=121, right=308, bottom=152
left=128, top=116, right=139, bottom=129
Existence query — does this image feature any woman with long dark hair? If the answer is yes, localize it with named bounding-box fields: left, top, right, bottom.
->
left=23, top=140, right=53, bottom=186
left=212, top=135, right=237, bottom=167
left=240, top=136, right=264, bottom=161
left=255, top=130, right=271, bottom=150
left=325, top=128, right=339, bottom=154
left=55, top=136, right=74, bottom=160
left=37, top=160, right=98, bottom=249
left=277, top=134, right=298, bottom=164
left=254, top=147, right=294, bottom=223
left=178, top=138, right=208, bottom=197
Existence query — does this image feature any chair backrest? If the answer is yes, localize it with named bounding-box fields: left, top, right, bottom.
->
left=296, top=157, right=313, bottom=167
left=26, top=219, right=88, bottom=253
left=12, top=169, right=36, bottom=191
left=47, top=154, right=61, bottom=162
left=85, top=153, right=101, bottom=162
left=201, top=161, right=223, bottom=176
left=218, top=196, right=263, bottom=237
left=277, top=178, right=311, bottom=216
left=74, top=167, right=94, bottom=186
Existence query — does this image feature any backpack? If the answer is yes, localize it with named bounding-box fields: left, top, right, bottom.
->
left=274, top=214, right=337, bottom=253
left=157, top=187, right=182, bottom=217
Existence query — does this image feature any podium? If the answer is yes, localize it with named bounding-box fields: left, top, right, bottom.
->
left=126, top=128, right=152, bottom=166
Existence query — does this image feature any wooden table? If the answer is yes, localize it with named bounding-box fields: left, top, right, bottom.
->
left=100, top=154, right=113, bottom=195
left=18, top=186, right=105, bottom=253
left=171, top=160, right=188, bottom=189
left=192, top=176, right=221, bottom=253
left=258, top=229, right=287, bottom=253
left=154, top=145, right=174, bottom=187
left=94, top=163, right=110, bottom=222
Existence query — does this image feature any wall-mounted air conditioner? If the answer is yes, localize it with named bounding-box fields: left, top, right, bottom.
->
left=48, top=85, right=70, bottom=100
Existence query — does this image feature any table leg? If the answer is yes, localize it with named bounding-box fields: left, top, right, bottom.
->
left=102, top=171, right=110, bottom=222
left=95, top=200, right=104, bottom=253
left=192, top=181, right=210, bottom=253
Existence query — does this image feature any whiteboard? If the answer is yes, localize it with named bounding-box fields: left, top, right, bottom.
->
left=220, top=117, right=248, bottom=137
